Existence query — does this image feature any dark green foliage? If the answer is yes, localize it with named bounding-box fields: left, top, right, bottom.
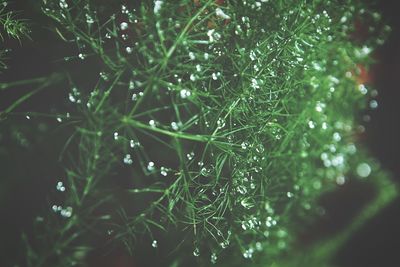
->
left=0, top=1, right=396, bottom=266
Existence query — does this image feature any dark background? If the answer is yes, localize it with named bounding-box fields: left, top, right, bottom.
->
left=0, top=1, right=400, bottom=266
left=336, top=1, right=400, bottom=266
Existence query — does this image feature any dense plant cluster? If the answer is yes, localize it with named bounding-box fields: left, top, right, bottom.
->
left=0, top=0, right=30, bottom=71
left=0, top=0, right=395, bottom=266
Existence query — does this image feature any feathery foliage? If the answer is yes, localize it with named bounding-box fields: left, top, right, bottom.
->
left=0, top=1, right=30, bottom=72
left=0, top=0, right=396, bottom=266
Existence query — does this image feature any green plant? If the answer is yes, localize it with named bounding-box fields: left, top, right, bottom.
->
left=0, top=1, right=397, bottom=266
left=0, top=0, right=30, bottom=72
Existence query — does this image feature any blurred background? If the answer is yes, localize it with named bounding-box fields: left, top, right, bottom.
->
left=0, top=0, right=399, bottom=266
left=335, top=1, right=400, bottom=266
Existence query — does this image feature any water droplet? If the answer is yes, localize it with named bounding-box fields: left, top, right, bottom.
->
left=180, top=89, right=191, bottom=99
left=121, top=5, right=128, bottom=14
left=220, top=240, right=229, bottom=249
left=347, top=143, right=357, bottom=154
left=193, top=248, right=200, bottom=257
left=315, top=101, right=326, bottom=112
left=255, top=144, right=264, bottom=153
left=200, top=165, right=213, bottom=176
left=243, top=249, right=253, bottom=259
left=215, top=7, right=230, bottom=20
left=329, top=144, right=337, bottom=153
left=369, top=99, right=378, bottom=109
left=187, top=152, right=195, bottom=160
left=217, top=118, right=225, bottom=129
left=120, top=22, right=128, bottom=30
left=250, top=50, right=256, bottom=61
left=100, top=72, right=109, bottom=81
left=59, top=0, right=68, bottom=9
left=207, top=29, right=216, bottom=42
left=241, top=142, right=249, bottom=150
left=336, top=175, right=346, bottom=185
left=358, top=84, right=368, bottom=95
left=149, top=119, right=156, bottom=127
left=123, top=154, right=133, bottom=165
left=130, top=139, right=140, bottom=148
left=56, top=181, right=65, bottom=192
left=86, top=14, right=94, bottom=24
left=68, top=87, right=81, bottom=103
left=147, top=161, right=155, bottom=172
left=251, top=78, right=260, bottom=89
left=266, top=216, right=274, bottom=227
left=313, top=180, right=322, bottom=189
left=331, top=154, right=344, bottom=167
left=320, top=152, right=328, bottom=161
left=78, top=53, right=85, bottom=60
left=356, top=162, right=371, bottom=178
left=60, top=206, right=73, bottom=218
left=371, top=89, right=378, bottom=97
left=333, top=132, right=341, bottom=142
left=154, top=0, right=164, bottom=14
left=211, top=252, right=218, bottom=264
left=128, top=81, right=135, bottom=90
left=171, top=121, right=179, bottom=131
left=126, top=47, right=133, bottom=54
left=160, top=167, right=168, bottom=176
